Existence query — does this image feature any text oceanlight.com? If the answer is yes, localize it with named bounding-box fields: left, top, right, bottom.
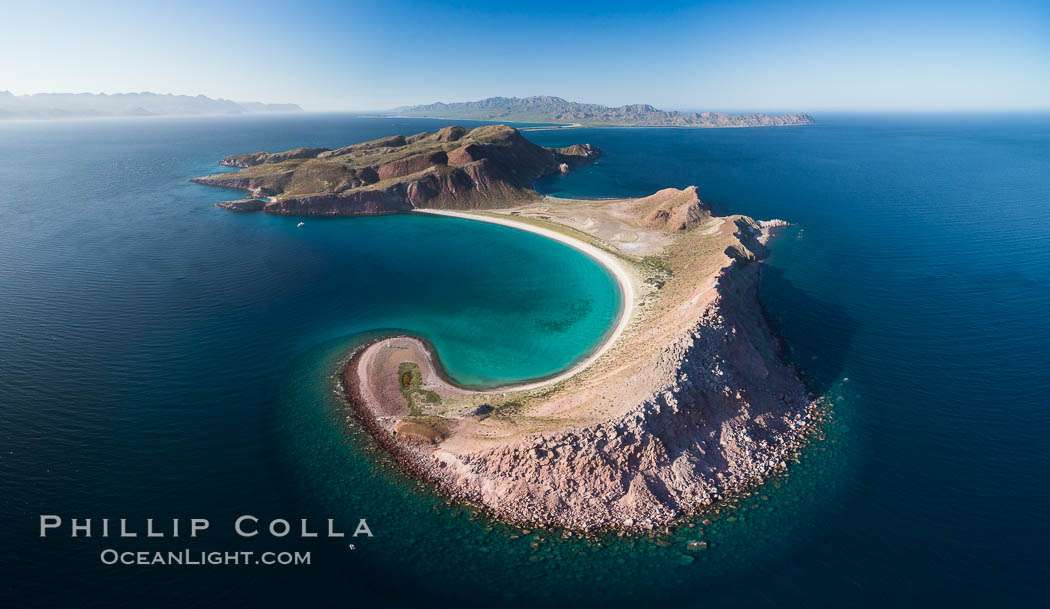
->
left=100, top=549, right=311, bottom=566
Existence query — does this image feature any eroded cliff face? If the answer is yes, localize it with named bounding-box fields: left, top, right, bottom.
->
left=191, top=125, right=600, bottom=215
left=263, top=190, right=413, bottom=216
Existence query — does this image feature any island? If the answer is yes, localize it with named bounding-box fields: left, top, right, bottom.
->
left=192, top=126, right=817, bottom=531
left=395, top=95, right=814, bottom=128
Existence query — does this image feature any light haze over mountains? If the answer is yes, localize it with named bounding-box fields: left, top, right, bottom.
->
left=0, top=91, right=301, bottom=120
left=396, top=96, right=814, bottom=127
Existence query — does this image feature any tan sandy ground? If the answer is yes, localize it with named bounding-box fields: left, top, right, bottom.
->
left=343, top=187, right=814, bottom=531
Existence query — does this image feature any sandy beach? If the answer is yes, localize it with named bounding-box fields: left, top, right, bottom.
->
left=413, top=208, right=635, bottom=392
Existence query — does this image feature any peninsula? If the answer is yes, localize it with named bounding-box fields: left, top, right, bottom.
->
left=193, top=127, right=816, bottom=531
left=395, top=96, right=814, bottom=128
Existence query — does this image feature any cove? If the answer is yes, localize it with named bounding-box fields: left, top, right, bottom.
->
left=256, top=211, right=623, bottom=388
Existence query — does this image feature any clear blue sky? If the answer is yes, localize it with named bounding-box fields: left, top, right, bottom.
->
left=2, top=0, right=1048, bottom=111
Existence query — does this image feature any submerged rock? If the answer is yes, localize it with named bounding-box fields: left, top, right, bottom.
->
left=215, top=198, right=266, bottom=212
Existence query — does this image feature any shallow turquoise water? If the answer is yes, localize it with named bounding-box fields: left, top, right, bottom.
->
left=231, top=211, right=622, bottom=388
left=2, top=113, right=1048, bottom=607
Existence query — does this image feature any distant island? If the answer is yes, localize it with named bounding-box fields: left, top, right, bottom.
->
left=192, top=124, right=599, bottom=214
left=0, top=91, right=301, bottom=120
left=395, top=95, right=814, bottom=128
left=192, top=125, right=818, bottom=531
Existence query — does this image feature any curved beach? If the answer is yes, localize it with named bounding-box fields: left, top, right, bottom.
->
left=414, top=208, right=635, bottom=392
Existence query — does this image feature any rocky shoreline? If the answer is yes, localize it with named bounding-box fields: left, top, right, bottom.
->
left=339, top=194, right=818, bottom=532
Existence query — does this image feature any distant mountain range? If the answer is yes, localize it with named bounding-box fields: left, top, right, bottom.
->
left=0, top=91, right=301, bottom=120
left=396, top=96, right=813, bottom=127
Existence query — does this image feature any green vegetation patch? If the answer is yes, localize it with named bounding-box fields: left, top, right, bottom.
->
left=397, top=362, right=441, bottom=416
left=639, top=254, right=674, bottom=289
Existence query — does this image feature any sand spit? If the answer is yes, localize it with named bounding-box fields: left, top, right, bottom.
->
left=342, top=188, right=817, bottom=531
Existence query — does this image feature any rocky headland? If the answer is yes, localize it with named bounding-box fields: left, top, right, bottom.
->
left=191, top=125, right=599, bottom=214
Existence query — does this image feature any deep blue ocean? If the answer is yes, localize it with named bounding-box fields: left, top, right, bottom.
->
left=1, top=113, right=1048, bottom=607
